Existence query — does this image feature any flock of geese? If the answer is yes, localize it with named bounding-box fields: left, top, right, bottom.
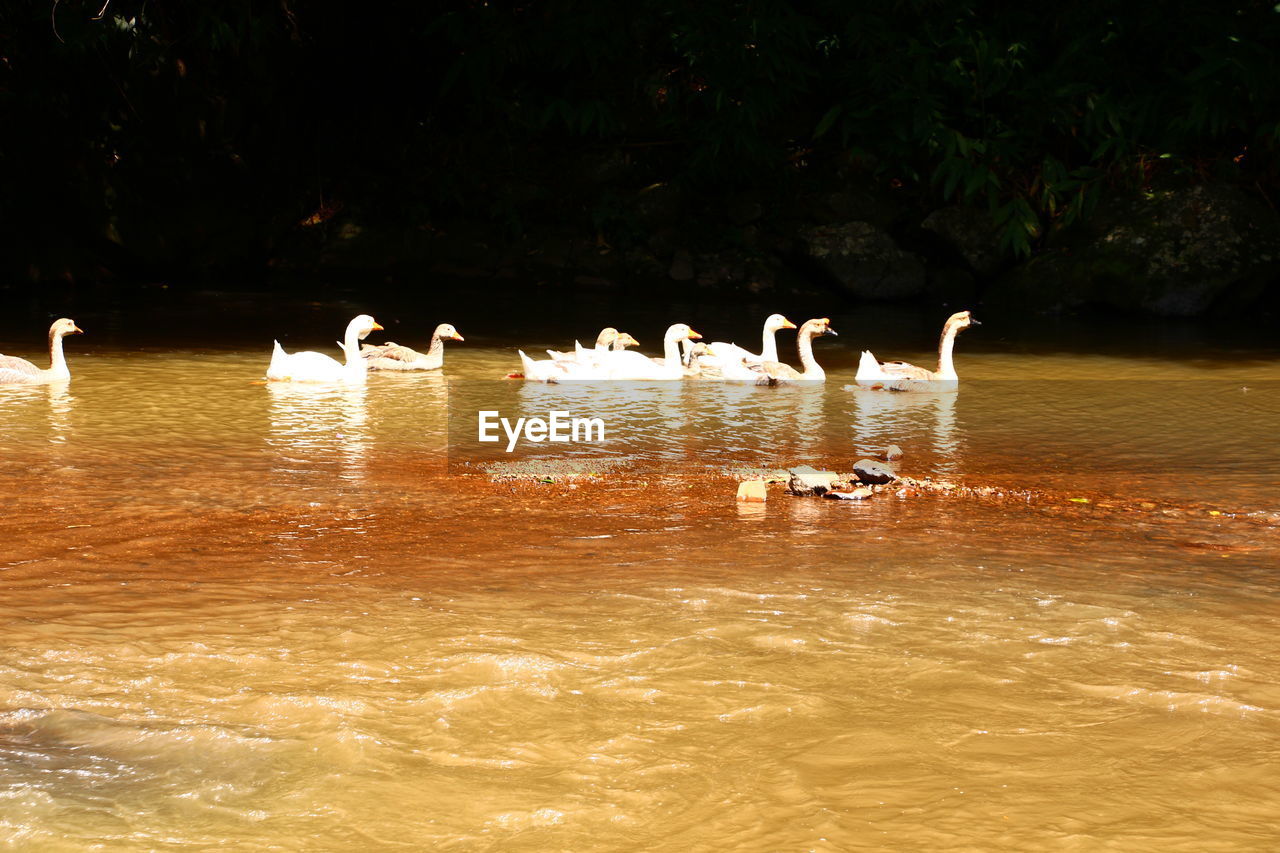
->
left=0, top=311, right=979, bottom=392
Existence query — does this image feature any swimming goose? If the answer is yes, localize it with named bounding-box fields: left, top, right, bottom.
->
left=548, top=328, right=637, bottom=365
left=752, top=318, right=837, bottom=384
left=267, top=314, right=384, bottom=383
left=600, top=324, right=703, bottom=380
left=520, top=329, right=631, bottom=381
left=0, top=319, right=84, bottom=385
left=855, top=310, right=980, bottom=391
left=708, top=314, right=797, bottom=365
left=361, top=323, right=463, bottom=371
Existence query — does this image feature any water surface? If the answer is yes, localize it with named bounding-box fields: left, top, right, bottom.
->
left=2, top=297, right=1279, bottom=849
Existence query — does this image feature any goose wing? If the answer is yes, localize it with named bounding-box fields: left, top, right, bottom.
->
left=0, top=355, right=40, bottom=377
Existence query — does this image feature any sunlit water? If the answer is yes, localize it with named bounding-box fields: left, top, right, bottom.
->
left=2, top=306, right=1279, bottom=850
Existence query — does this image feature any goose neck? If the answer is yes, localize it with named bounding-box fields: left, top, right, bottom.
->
left=936, top=323, right=960, bottom=380
left=47, top=330, right=70, bottom=379
left=760, top=325, right=780, bottom=362
left=796, top=330, right=825, bottom=380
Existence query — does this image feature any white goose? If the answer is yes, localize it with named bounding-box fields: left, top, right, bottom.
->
left=752, top=318, right=837, bottom=384
left=520, top=329, right=640, bottom=381
left=0, top=319, right=84, bottom=385
left=267, top=314, right=384, bottom=384
left=548, top=328, right=638, bottom=366
left=700, top=314, right=797, bottom=380
left=707, top=314, right=797, bottom=364
left=855, top=310, right=980, bottom=392
left=361, top=323, right=464, bottom=371
left=601, top=324, right=702, bottom=380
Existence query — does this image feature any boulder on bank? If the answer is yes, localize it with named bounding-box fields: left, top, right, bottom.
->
left=799, top=222, right=926, bottom=300
left=988, top=182, right=1280, bottom=317
left=922, top=206, right=1007, bottom=277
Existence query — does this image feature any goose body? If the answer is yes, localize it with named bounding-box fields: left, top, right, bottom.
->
left=267, top=314, right=384, bottom=384
left=362, top=323, right=463, bottom=371
left=705, top=314, right=797, bottom=368
left=600, top=324, right=702, bottom=380
left=855, top=311, right=979, bottom=392
left=0, top=319, right=84, bottom=385
left=752, top=318, right=837, bottom=384
left=520, top=329, right=639, bottom=381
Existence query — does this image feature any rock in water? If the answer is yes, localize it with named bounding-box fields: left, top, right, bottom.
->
left=880, top=445, right=904, bottom=461
left=825, top=487, right=874, bottom=501
left=853, top=459, right=897, bottom=485
left=787, top=465, right=840, bottom=496
left=736, top=480, right=767, bottom=503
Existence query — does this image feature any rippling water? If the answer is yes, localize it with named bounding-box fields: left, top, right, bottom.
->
left=2, top=299, right=1279, bottom=849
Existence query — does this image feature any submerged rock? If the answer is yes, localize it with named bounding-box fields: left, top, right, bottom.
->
left=853, top=459, right=897, bottom=485
left=736, top=480, right=767, bottom=503
left=879, top=445, right=904, bottom=462
left=787, top=465, right=840, bottom=496
left=825, top=487, right=874, bottom=501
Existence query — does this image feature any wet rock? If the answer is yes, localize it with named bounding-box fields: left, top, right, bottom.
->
left=853, top=459, right=897, bottom=485
left=988, top=182, right=1280, bottom=317
left=879, top=445, right=904, bottom=462
left=922, top=206, right=1007, bottom=277
left=787, top=465, right=839, bottom=496
left=799, top=222, right=926, bottom=300
left=825, top=487, right=874, bottom=501
left=669, top=250, right=694, bottom=282
left=736, top=480, right=767, bottom=503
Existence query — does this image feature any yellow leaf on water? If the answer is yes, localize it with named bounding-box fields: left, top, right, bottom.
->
left=1069, top=498, right=1090, bottom=504
left=1208, top=510, right=1222, bottom=516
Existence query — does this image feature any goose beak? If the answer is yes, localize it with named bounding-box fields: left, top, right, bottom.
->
left=371, top=322, right=385, bottom=331
left=451, top=332, right=465, bottom=341
left=71, top=325, right=84, bottom=335
left=687, top=329, right=703, bottom=340
left=969, top=318, right=981, bottom=326
left=782, top=319, right=797, bottom=329
left=824, top=328, right=839, bottom=336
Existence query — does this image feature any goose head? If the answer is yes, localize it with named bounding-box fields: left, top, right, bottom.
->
left=765, top=314, right=798, bottom=332
left=594, top=327, right=621, bottom=348
left=946, top=310, right=980, bottom=333
left=348, top=314, right=384, bottom=341
left=800, top=317, right=837, bottom=337
left=665, top=323, right=702, bottom=343
left=614, top=332, right=640, bottom=350
left=50, top=318, right=84, bottom=339
left=434, top=323, right=464, bottom=342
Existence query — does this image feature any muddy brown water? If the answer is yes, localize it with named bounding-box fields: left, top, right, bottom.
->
left=2, top=298, right=1279, bottom=849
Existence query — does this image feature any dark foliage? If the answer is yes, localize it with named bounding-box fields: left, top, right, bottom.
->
left=3, top=0, right=1279, bottom=279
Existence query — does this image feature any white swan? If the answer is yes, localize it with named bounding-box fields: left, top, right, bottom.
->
left=855, top=310, right=980, bottom=392
left=361, top=323, right=463, bottom=371
left=0, top=318, right=84, bottom=385
left=752, top=318, right=837, bottom=384
left=266, top=314, right=384, bottom=383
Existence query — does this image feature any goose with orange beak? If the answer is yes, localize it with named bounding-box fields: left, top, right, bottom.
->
left=0, top=318, right=84, bottom=384
left=267, top=314, right=384, bottom=384
left=362, top=323, right=464, bottom=371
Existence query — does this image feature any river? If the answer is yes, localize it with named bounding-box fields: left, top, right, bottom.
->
left=2, top=288, right=1278, bottom=849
